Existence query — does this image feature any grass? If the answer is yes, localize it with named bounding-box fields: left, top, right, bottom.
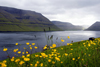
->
left=0, top=36, right=100, bottom=67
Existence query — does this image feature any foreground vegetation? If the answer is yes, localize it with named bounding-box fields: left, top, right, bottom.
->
left=0, top=36, right=100, bottom=67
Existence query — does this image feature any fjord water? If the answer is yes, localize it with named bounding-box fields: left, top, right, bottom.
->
left=0, top=31, right=100, bottom=61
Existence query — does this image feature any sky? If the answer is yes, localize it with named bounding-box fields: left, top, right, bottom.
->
left=0, top=0, right=100, bottom=27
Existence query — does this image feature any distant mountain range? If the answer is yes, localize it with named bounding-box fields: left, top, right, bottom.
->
left=0, top=6, right=61, bottom=31
left=51, top=21, right=83, bottom=30
left=85, top=21, right=100, bottom=31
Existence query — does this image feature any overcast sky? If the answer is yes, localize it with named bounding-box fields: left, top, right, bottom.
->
left=0, top=0, right=100, bottom=26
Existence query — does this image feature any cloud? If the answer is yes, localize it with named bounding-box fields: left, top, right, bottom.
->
left=0, top=0, right=100, bottom=26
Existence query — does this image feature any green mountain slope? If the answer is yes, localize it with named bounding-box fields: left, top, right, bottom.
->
left=51, top=21, right=83, bottom=30
left=0, top=6, right=61, bottom=31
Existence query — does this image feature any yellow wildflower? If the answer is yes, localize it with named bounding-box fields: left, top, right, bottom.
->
left=15, top=43, right=18, bottom=45
left=61, top=61, right=63, bottom=63
left=40, top=63, right=43, bottom=66
left=1, top=63, right=7, bottom=67
left=52, top=61, right=55, bottom=64
left=27, top=54, right=30, bottom=57
left=72, top=58, right=75, bottom=60
left=24, top=58, right=30, bottom=61
left=26, top=42, right=30, bottom=45
left=43, top=46, right=47, bottom=49
left=52, top=44, right=56, bottom=48
left=34, top=46, right=38, bottom=49
left=18, top=51, right=21, bottom=54
left=55, top=57, right=60, bottom=61
left=61, top=48, right=63, bottom=50
left=29, top=45, right=31, bottom=47
left=13, top=49, right=18, bottom=52
left=36, top=61, right=39, bottom=64
left=88, top=54, right=91, bottom=56
left=48, top=59, right=51, bottom=62
left=68, top=36, right=70, bottom=39
left=35, top=55, right=39, bottom=57
left=67, top=43, right=70, bottom=45
left=50, top=46, right=53, bottom=49
left=3, top=60, right=7, bottom=63
left=22, top=55, right=25, bottom=58
left=35, top=63, right=37, bottom=67
left=32, top=43, right=35, bottom=45
left=78, top=57, right=80, bottom=59
left=71, top=49, right=73, bottom=50
left=19, top=61, right=24, bottom=65
left=26, top=51, right=29, bottom=54
left=15, top=59, right=20, bottom=63
left=22, top=52, right=24, bottom=54
left=65, top=53, right=68, bottom=56
left=88, top=43, right=91, bottom=46
left=30, top=64, right=33, bottom=66
left=61, top=39, right=64, bottom=42
left=3, top=48, right=7, bottom=51
left=30, top=47, right=32, bottom=49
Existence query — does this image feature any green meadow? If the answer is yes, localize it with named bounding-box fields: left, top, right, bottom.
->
left=0, top=36, right=100, bottom=67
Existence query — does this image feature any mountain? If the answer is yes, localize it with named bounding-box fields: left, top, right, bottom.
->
left=51, top=21, right=83, bottom=30
left=0, top=6, right=61, bottom=31
left=85, top=21, right=100, bottom=31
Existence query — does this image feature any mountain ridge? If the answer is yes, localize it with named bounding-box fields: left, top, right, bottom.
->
left=0, top=6, right=61, bottom=31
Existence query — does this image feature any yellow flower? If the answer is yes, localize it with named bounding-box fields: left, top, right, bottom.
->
left=15, top=43, right=18, bottom=45
left=43, top=46, right=47, bottom=49
left=13, top=49, right=18, bottom=52
left=67, top=43, right=70, bottom=45
left=22, top=52, right=24, bottom=54
left=26, top=51, right=29, bottom=54
left=72, top=58, right=75, bottom=60
left=18, top=51, right=21, bottom=54
left=32, top=43, right=35, bottom=45
left=27, top=54, right=30, bottom=57
left=24, top=58, right=30, bottom=61
left=68, top=36, right=70, bottom=39
left=88, top=54, right=91, bottom=56
left=61, top=48, right=63, bottom=50
left=65, top=53, right=68, bottom=56
left=41, top=53, right=46, bottom=57
left=35, top=63, right=37, bottom=67
left=36, top=61, right=39, bottom=64
left=35, top=55, right=39, bottom=57
left=48, top=59, right=51, bottom=62
left=3, top=60, right=7, bottom=63
left=61, top=39, right=64, bottom=42
left=71, top=49, right=73, bottom=50
left=61, top=61, right=63, bottom=63
left=50, top=46, right=53, bottom=49
left=40, top=63, right=43, bottom=66
left=26, top=42, right=30, bottom=45
left=3, top=48, right=7, bottom=51
left=29, top=45, right=31, bottom=47
left=88, top=44, right=91, bottom=46
left=84, top=53, right=86, bottom=55
left=30, top=64, right=33, bottom=66
left=54, top=49, right=57, bottom=52
left=40, top=56, right=42, bottom=58
left=58, top=55, right=61, bottom=57
left=24, top=47, right=26, bottom=49
left=78, top=57, right=80, bottom=59
left=30, top=47, right=32, bottom=49
left=34, top=46, right=38, bottom=49
left=11, top=57, right=14, bottom=61
left=1, top=63, right=7, bottom=67
left=22, top=55, right=25, bottom=58
left=52, top=61, right=55, bottom=64
left=15, top=59, right=20, bottom=63
left=52, top=44, right=56, bottom=48
left=82, top=59, right=84, bottom=61
left=55, top=57, right=60, bottom=61
left=19, top=61, right=24, bottom=65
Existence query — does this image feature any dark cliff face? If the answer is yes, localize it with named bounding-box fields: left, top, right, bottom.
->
left=51, top=21, right=83, bottom=30
left=0, top=6, right=61, bottom=31
left=85, top=21, right=100, bottom=31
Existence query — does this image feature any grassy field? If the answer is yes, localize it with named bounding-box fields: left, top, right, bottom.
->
left=0, top=37, right=100, bottom=67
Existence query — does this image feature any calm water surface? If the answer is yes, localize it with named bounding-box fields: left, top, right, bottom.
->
left=0, top=31, right=100, bottom=60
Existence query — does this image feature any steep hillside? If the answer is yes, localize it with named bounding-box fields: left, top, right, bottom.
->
left=51, top=21, right=83, bottom=30
left=85, top=21, right=100, bottom=31
left=0, top=6, right=61, bottom=31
